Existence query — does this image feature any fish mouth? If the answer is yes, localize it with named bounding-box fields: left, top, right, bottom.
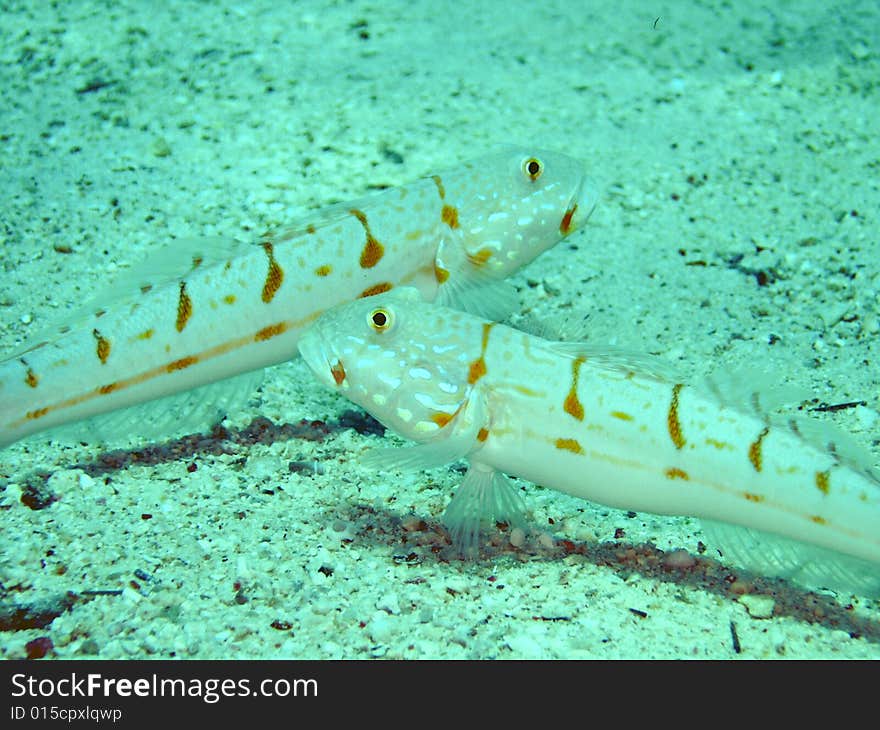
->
left=560, top=174, right=599, bottom=235
left=298, top=327, right=341, bottom=389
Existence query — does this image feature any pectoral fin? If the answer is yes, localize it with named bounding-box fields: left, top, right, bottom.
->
left=361, top=386, right=488, bottom=471
left=443, top=461, right=527, bottom=557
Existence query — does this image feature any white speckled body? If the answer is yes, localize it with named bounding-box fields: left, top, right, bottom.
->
left=299, top=289, right=880, bottom=592
left=1, top=148, right=596, bottom=447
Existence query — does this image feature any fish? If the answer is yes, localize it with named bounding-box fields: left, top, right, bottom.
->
left=0, top=147, right=597, bottom=448
left=297, top=287, right=880, bottom=597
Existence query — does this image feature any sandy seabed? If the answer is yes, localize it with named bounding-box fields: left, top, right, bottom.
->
left=1, top=0, right=878, bottom=659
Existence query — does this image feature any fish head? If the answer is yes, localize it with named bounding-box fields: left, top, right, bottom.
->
left=442, top=146, right=599, bottom=280
left=298, top=288, right=483, bottom=440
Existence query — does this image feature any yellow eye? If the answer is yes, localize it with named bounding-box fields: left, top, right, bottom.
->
left=368, top=307, right=393, bottom=332
left=522, top=156, right=543, bottom=181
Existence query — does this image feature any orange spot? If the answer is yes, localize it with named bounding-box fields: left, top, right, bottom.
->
left=434, top=262, right=450, bottom=284
left=477, top=427, right=489, bottom=442
left=611, top=410, right=633, bottom=421
left=560, top=203, right=578, bottom=235
left=223, top=294, right=236, bottom=305
left=359, top=282, right=393, bottom=298
left=167, top=356, right=198, bottom=372
left=810, top=515, right=827, bottom=525
left=555, top=437, right=584, bottom=454
left=563, top=357, right=585, bottom=421
left=176, top=282, right=193, bottom=332
left=330, top=359, right=346, bottom=385
left=315, top=264, right=332, bottom=277
left=93, top=329, right=111, bottom=364
left=27, top=407, right=49, bottom=420
left=99, top=383, right=118, bottom=395
left=665, top=467, right=689, bottom=480
left=705, top=437, right=732, bottom=450
left=468, top=358, right=486, bottom=384
left=467, top=323, right=494, bottom=384
left=748, top=425, right=769, bottom=472
left=431, top=175, right=446, bottom=199
left=261, top=242, right=284, bottom=302
left=743, top=492, right=764, bottom=502
left=255, top=322, right=287, bottom=342
left=351, top=209, right=385, bottom=268
left=137, top=329, right=154, bottom=340
left=432, top=412, right=453, bottom=428
left=441, top=204, right=459, bottom=229
left=815, top=470, right=830, bottom=495
left=667, top=383, right=686, bottom=449
left=306, top=224, right=316, bottom=234
left=468, top=248, right=493, bottom=267
left=25, top=367, right=39, bottom=388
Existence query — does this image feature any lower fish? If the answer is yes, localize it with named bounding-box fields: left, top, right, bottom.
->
left=0, top=147, right=596, bottom=448
left=298, top=288, right=880, bottom=597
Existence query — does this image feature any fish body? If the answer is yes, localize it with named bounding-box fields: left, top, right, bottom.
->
left=1, top=147, right=596, bottom=448
left=298, top=288, right=880, bottom=596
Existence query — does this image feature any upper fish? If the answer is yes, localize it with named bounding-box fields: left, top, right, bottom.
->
left=0, top=147, right=597, bottom=448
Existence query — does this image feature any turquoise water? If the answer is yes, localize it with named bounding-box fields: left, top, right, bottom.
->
left=1, top=0, right=878, bottom=658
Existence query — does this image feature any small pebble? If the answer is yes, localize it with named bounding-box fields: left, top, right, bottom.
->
left=376, top=593, right=400, bottom=615
left=739, top=594, right=775, bottom=619
left=662, top=549, right=696, bottom=570
left=855, top=405, right=879, bottom=430
left=367, top=613, right=394, bottom=644
left=151, top=137, right=172, bottom=157
left=25, top=637, right=53, bottom=659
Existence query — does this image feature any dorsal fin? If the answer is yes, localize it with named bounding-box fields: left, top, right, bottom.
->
left=264, top=190, right=407, bottom=244
left=781, top=414, right=880, bottom=485
left=544, top=342, right=684, bottom=382
left=698, top=369, right=810, bottom=416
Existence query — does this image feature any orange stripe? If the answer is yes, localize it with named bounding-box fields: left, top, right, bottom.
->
left=176, top=282, right=193, bottom=332
left=359, top=282, right=393, bottom=298
left=431, top=175, right=446, bottom=200
left=254, top=322, right=288, bottom=342
left=748, top=425, right=769, bottom=472
left=93, top=329, right=111, bottom=364
left=441, top=204, right=459, bottom=229
left=351, top=209, right=385, bottom=268
left=555, top=437, right=584, bottom=454
left=667, top=383, right=686, bottom=449
left=665, top=467, right=689, bottom=480
left=13, top=316, right=314, bottom=428
left=563, top=357, right=585, bottom=420
left=261, top=242, right=284, bottom=302
left=467, top=323, right=494, bottom=384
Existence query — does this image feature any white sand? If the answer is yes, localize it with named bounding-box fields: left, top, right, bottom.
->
left=1, top=0, right=878, bottom=659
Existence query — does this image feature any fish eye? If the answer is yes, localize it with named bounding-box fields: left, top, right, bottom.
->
left=522, top=156, right=543, bottom=182
left=368, top=307, right=393, bottom=332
